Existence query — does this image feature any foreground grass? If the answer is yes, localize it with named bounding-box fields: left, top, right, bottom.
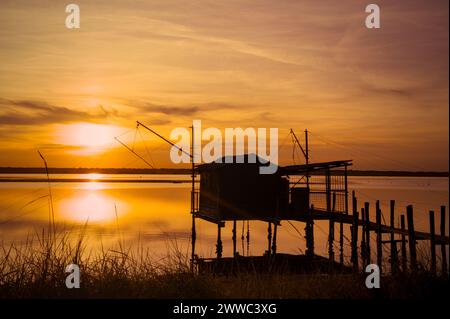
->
left=0, top=231, right=448, bottom=299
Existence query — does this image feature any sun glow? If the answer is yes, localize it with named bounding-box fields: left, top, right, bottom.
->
left=86, top=173, right=102, bottom=181
left=55, top=123, right=123, bottom=153
left=83, top=181, right=104, bottom=191
left=59, top=190, right=127, bottom=224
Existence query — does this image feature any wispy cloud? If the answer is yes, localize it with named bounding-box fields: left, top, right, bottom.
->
left=127, top=101, right=237, bottom=117
left=0, top=98, right=118, bottom=125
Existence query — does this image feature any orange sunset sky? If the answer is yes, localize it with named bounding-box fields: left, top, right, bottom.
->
left=0, top=0, right=448, bottom=170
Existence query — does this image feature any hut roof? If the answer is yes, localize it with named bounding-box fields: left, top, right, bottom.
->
left=197, top=154, right=351, bottom=175
left=281, top=160, right=352, bottom=175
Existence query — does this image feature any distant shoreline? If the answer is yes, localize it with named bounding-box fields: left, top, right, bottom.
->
left=0, top=167, right=448, bottom=177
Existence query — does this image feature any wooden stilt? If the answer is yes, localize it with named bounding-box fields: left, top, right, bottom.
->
left=328, top=193, right=336, bottom=262
left=364, top=202, right=371, bottom=265
left=191, top=216, right=196, bottom=270
left=241, top=221, right=245, bottom=255
left=376, top=200, right=382, bottom=273
left=232, top=220, right=237, bottom=257
left=246, top=221, right=250, bottom=256
left=360, top=207, right=366, bottom=268
left=339, top=214, right=344, bottom=265
left=440, top=206, right=448, bottom=275
left=429, top=210, right=436, bottom=275
left=351, top=191, right=359, bottom=271
left=216, top=224, right=222, bottom=259
left=400, top=215, right=407, bottom=272
left=305, top=204, right=315, bottom=256
left=406, top=205, right=417, bottom=272
left=272, top=223, right=278, bottom=255
left=267, top=222, right=272, bottom=257
left=390, top=200, right=398, bottom=274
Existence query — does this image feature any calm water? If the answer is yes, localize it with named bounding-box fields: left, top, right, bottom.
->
left=0, top=174, right=448, bottom=265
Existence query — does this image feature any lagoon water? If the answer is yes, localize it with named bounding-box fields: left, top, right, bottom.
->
left=0, top=174, right=448, bottom=266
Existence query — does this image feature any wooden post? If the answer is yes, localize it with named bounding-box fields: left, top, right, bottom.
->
left=390, top=200, right=398, bottom=274
left=306, top=204, right=315, bottom=256
left=429, top=211, right=436, bottom=275
left=339, top=215, right=344, bottom=266
left=241, top=221, right=245, bottom=255
left=341, top=166, right=348, bottom=266
left=440, top=206, right=448, bottom=275
left=246, top=221, right=250, bottom=256
left=364, top=202, right=371, bottom=265
left=326, top=169, right=331, bottom=212
left=344, top=166, right=349, bottom=214
left=232, top=220, right=237, bottom=257
left=351, top=191, right=359, bottom=271
left=191, top=216, right=196, bottom=269
left=267, top=222, right=272, bottom=257
left=406, top=205, right=417, bottom=272
left=400, top=215, right=407, bottom=272
left=360, top=207, right=366, bottom=268
left=272, top=222, right=278, bottom=255
left=328, top=192, right=336, bottom=262
left=190, top=125, right=196, bottom=271
left=376, top=200, right=382, bottom=273
left=216, top=224, right=222, bottom=259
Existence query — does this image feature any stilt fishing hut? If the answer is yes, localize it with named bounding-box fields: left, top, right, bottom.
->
left=116, top=123, right=354, bottom=273
left=193, top=152, right=353, bottom=274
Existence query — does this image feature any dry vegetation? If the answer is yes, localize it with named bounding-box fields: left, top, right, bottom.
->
left=0, top=230, right=448, bottom=299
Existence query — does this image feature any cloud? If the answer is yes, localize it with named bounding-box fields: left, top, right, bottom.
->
left=36, top=143, right=86, bottom=151
left=143, top=103, right=199, bottom=116
left=359, top=84, right=414, bottom=98
left=128, top=101, right=237, bottom=116
left=0, top=98, right=118, bottom=125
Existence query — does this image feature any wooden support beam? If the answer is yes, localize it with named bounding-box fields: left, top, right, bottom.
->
left=339, top=214, right=344, bottom=265
left=360, top=207, right=366, bottom=268
left=429, top=210, right=436, bottom=275
left=216, top=224, right=222, bottom=259
left=407, top=205, right=417, bottom=272
left=191, top=216, right=196, bottom=271
left=232, top=220, right=237, bottom=257
left=376, top=200, right=382, bottom=273
left=344, top=166, right=349, bottom=214
left=400, top=214, right=407, bottom=272
left=272, top=223, right=278, bottom=255
left=326, top=169, right=331, bottom=212
left=328, top=192, right=336, bottom=263
left=390, top=200, right=398, bottom=274
left=342, top=167, right=349, bottom=267
left=267, top=222, right=272, bottom=257
left=440, top=206, right=448, bottom=275
left=364, top=202, right=371, bottom=265
left=305, top=204, right=315, bottom=256
left=351, top=191, right=359, bottom=271
left=241, top=221, right=245, bottom=255
left=246, top=221, right=250, bottom=257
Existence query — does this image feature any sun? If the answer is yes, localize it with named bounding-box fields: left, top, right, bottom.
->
left=56, top=122, right=123, bottom=153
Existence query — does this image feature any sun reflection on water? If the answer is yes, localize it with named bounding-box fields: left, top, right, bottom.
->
left=59, top=186, right=127, bottom=224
